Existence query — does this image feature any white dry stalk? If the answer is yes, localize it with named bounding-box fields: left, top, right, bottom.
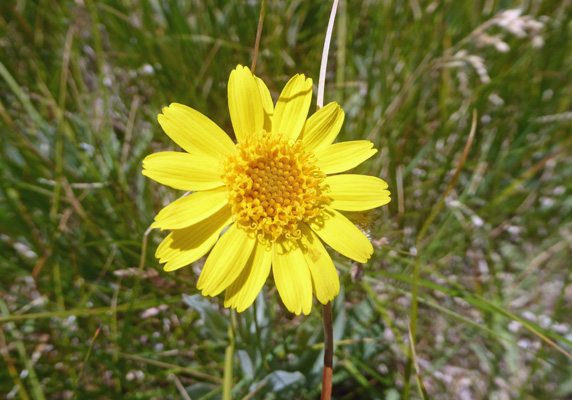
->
left=317, top=0, right=339, bottom=109
left=535, top=111, right=572, bottom=123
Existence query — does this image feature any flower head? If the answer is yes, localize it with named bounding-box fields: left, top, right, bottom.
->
left=143, top=65, right=390, bottom=315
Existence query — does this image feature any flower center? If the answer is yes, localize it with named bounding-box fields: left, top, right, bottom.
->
left=222, top=131, right=326, bottom=241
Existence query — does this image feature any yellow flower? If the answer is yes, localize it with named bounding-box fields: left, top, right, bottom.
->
left=143, top=65, right=390, bottom=315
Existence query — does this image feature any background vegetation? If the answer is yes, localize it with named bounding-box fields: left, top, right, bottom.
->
left=1, top=0, right=571, bottom=398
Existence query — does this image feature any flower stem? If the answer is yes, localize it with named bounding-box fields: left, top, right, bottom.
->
left=321, top=301, right=334, bottom=400
left=251, top=0, right=267, bottom=74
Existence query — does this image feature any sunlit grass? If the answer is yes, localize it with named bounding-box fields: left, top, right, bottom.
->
left=1, top=0, right=571, bottom=398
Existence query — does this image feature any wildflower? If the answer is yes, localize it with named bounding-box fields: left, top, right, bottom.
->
left=143, top=65, right=390, bottom=315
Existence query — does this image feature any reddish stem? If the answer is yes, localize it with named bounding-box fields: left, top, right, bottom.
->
left=321, top=302, right=333, bottom=400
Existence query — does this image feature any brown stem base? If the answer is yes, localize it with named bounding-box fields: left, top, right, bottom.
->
left=321, top=302, right=333, bottom=400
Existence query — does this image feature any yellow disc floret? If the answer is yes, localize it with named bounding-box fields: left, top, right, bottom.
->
left=222, top=131, right=327, bottom=241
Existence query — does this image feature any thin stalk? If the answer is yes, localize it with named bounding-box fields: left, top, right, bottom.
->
left=407, top=320, right=430, bottom=400
left=321, top=302, right=334, bottom=400
left=119, top=225, right=152, bottom=345
left=317, top=3, right=339, bottom=399
left=71, top=325, right=101, bottom=400
left=242, top=380, right=268, bottom=400
left=317, top=0, right=340, bottom=109
left=223, top=310, right=236, bottom=400
left=117, top=352, right=223, bottom=383
left=0, top=295, right=182, bottom=323
left=251, top=0, right=267, bottom=73
left=50, top=25, right=74, bottom=222
left=0, top=328, right=31, bottom=400
left=335, top=0, right=346, bottom=103
left=169, top=374, right=192, bottom=400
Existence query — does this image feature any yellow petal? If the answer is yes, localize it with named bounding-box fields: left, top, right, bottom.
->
left=300, top=102, right=344, bottom=151
left=157, top=103, right=235, bottom=159
left=228, top=65, right=264, bottom=142
left=197, top=224, right=256, bottom=296
left=299, top=223, right=340, bottom=304
left=272, top=74, right=313, bottom=140
left=224, top=240, right=272, bottom=312
left=255, top=76, right=274, bottom=132
left=151, top=186, right=229, bottom=231
left=324, top=174, right=390, bottom=211
left=272, top=239, right=313, bottom=315
left=308, top=206, right=373, bottom=263
left=314, top=141, right=377, bottom=174
left=156, top=206, right=232, bottom=272
left=142, top=152, right=224, bottom=191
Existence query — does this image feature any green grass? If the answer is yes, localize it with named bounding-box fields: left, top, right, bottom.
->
left=1, top=0, right=572, bottom=398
